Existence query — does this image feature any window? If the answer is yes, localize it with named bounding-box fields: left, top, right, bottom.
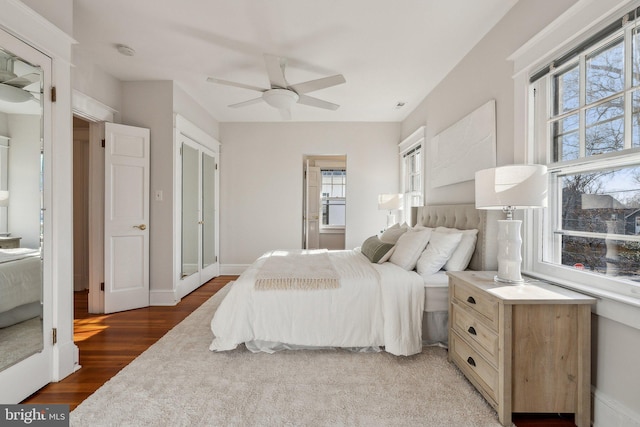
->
left=531, top=12, right=640, bottom=291
left=320, top=169, right=346, bottom=228
left=399, top=126, right=425, bottom=224
left=403, top=146, right=422, bottom=207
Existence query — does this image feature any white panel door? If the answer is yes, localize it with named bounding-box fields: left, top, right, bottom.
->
left=305, top=165, right=320, bottom=249
left=104, top=123, right=150, bottom=313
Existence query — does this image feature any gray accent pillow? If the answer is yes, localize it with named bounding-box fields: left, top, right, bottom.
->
left=361, top=236, right=395, bottom=263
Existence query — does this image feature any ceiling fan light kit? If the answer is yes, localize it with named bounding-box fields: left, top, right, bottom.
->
left=207, top=54, right=345, bottom=119
left=0, top=83, right=34, bottom=103
left=263, top=89, right=299, bottom=109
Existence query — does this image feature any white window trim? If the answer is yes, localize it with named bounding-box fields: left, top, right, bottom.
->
left=511, top=0, right=640, bottom=330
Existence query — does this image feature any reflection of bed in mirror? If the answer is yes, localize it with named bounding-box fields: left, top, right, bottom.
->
left=0, top=247, right=42, bottom=371
left=0, top=248, right=42, bottom=327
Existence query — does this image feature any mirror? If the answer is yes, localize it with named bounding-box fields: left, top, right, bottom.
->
left=0, top=46, right=44, bottom=372
left=201, top=152, right=216, bottom=269
left=181, top=143, right=199, bottom=278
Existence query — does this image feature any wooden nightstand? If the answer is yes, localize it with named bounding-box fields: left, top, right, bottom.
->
left=447, top=271, right=596, bottom=427
left=0, top=236, right=21, bottom=249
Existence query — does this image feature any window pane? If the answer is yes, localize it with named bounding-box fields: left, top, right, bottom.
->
left=322, top=199, right=345, bottom=226
left=559, top=166, right=640, bottom=281
left=553, top=65, right=579, bottom=115
left=586, top=38, right=624, bottom=104
left=552, top=114, right=579, bottom=162
left=585, top=97, right=624, bottom=156
left=561, top=166, right=640, bottom=234
left=632, top=90, right=640, bottom=148
left=633, top=28, right=640, bottom=87
left=561, top=235, right=640, bottom=280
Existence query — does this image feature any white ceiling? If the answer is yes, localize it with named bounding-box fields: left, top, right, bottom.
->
left=72, top=0, right=518, bottom=122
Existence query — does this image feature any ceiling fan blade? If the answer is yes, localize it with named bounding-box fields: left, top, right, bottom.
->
left=297, top=94, right=340, bottom=111
left=228, top=97, right=264, bottom=108
left=206, top=77, right=267, bottom=93
left=3, top=73, right=40, bottom=89
left=279, top=108, right=292, bottom=120
left=289, top=74, right=346, bottom=94
left=264, top=54, right=288, bottom=89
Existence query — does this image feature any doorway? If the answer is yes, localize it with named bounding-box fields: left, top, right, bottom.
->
left=73, top=117, right=90, bottom=293
left=303, top=155, right=346, bottom=250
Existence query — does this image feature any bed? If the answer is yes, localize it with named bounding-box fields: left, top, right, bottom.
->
left=0, top=248, right=42, bottom=328
left=209, top=204, right=499, bottom=356
left=414, top=204, right=499, bottom=346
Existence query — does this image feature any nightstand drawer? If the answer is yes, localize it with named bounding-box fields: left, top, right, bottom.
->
left=452, top=280, right=499, bottom=329
left=0, top=237, right=20, bottom=249
left=451, top=301, right=499, bottom=365
left=450, top=332, right=498, bottom=404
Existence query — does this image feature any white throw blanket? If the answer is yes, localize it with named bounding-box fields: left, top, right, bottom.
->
left=254, top=249, right=340, bottom=290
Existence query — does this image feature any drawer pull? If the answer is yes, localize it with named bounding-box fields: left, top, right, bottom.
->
left=466, top=296, right=476, bottom=304
left=467, top=326, right=477, bottom=335
left=467, top=357, right=476, bottom=367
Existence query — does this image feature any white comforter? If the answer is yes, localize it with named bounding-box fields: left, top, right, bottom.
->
left=210, top=249, right=425, bottom=356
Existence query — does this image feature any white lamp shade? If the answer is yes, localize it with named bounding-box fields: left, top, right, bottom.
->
left=0, top=190, right=8, bottom=207
left=475, top=164, right=548, bottom=210
left=378, top=193, right=403, bottom=210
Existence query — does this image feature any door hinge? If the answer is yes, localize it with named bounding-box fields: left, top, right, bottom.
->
left=215, top=255, right=218, bottom=263
left=50, top=86, right=56, bottom=102
left=101, top=139, right=105, bottom=148
left=100, top=282, right=105, bottom=291
left=52, top=328, right=57, bottom=345
left=215, top=163, right=218, bottom=170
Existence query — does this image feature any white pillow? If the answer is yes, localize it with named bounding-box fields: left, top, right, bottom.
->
left=389, top=228, right=432, bottom=270
left=435, top=227, right=478, bottom=271
left=416, top=230, right=463, bottom=276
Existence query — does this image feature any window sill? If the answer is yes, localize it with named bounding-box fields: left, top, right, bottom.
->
left=319, top=227, right=345, bottom=234
left=524, top=269, right=640, bottom=331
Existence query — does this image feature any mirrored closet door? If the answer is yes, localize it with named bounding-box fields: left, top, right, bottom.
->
left=0, top=27, right=52, bottom=402
left=178, top=133, right=219, bottom=298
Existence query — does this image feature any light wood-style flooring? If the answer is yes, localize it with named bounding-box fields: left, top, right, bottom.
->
left=23, top=275, right=575, bottom=425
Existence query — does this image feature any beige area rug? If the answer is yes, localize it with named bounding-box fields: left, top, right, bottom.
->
left=71, top=282, right=503, bottom=427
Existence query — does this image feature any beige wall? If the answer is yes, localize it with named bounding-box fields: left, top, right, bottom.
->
left=402, top=0, right=578, bottom=205
left=219, top=121, right=401, bottom=266
left=400, top=0, right=640, bottom=423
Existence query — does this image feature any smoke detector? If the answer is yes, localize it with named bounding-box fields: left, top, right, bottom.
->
left=116, top=44, right=136, bottom=57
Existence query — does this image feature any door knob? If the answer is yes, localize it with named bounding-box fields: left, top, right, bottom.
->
left=133, top=224, right=147, bottom=230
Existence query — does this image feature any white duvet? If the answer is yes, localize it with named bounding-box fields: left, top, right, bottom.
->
left=210, top=249, right=425, bottom=356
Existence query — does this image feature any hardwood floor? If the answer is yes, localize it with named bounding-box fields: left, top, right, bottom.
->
left=22, top=275, right=235, bottom=409
left=22, top=275, right=576, bottom=426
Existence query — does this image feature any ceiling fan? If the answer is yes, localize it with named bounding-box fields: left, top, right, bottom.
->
left=0, top=51, right=40, bottom=103
left=207, top=54, right=346, bottom=119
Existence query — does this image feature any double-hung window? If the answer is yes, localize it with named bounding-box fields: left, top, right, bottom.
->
left=530, top=10, right=640, bottom=296
left=320, top=169, right=346, bottom=229
left=399, top=126, right=425, bottom=224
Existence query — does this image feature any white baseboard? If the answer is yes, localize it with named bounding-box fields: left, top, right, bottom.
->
left=149, top=289, right=179, bottom=306
left=593, top=387, right=640, bottom=427
left=221, top=264, right=249, bottom=275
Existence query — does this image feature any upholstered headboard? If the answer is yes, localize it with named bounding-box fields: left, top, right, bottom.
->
left=415, top=204, right=501, bottom=271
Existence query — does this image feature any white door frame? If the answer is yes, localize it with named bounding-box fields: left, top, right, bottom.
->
left=72, top=91, right=117, bottom=314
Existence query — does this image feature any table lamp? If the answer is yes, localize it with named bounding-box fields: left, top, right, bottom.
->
left=475, top=165, right=547, bottom=283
